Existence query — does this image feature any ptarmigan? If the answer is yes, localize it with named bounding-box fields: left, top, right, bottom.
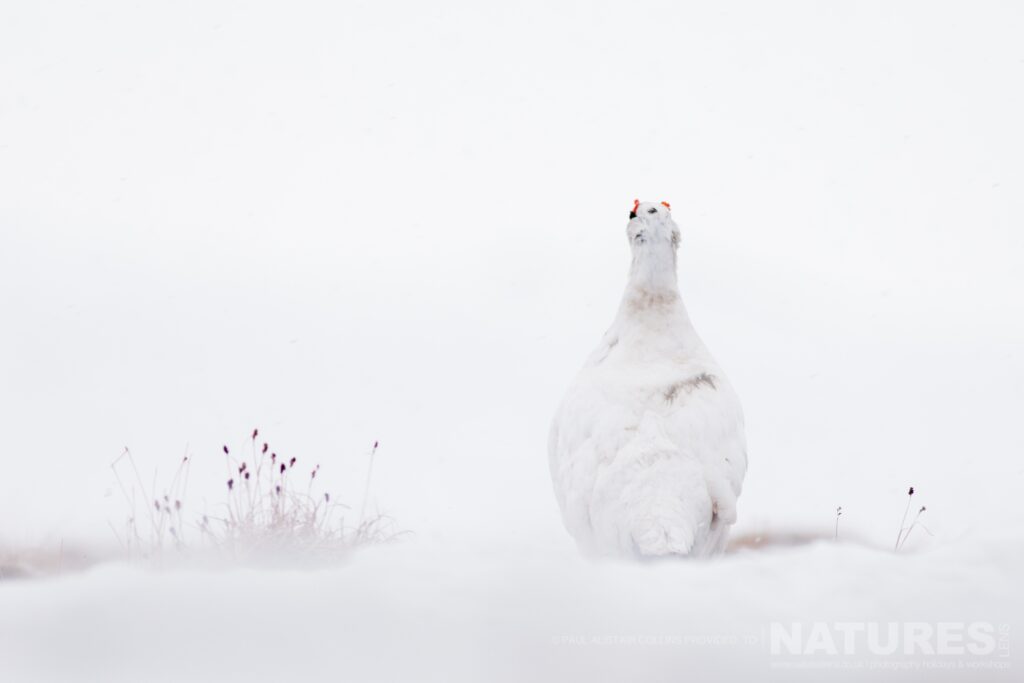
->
left=548, top=200, right=747, bottom=559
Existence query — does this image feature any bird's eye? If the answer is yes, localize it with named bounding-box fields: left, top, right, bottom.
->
left=647, top=207, right=657, bottom=214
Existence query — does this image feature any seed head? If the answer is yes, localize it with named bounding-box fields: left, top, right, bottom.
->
left=252, top=428, right=258, bottom=440
left=223, top=445, right=229, bottom=455
left=227, top=479, right=234, bottom=491
left=908, top=486, right=915, bottom=496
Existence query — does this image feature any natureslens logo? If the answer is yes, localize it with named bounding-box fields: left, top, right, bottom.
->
left=770, top=622, right=1009, bottom=658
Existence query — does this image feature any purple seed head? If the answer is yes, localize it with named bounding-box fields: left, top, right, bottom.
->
left=262, top=443, right=268, bottom=454
left=244, top=471, right=251, bottom=480
left=373, top=440, right=379, bottom=450
left=908, top=486, right=915, bottom=496
left=280, top=463, right=286, bottom=474
left=252, top=428, right=258, bottom=440
left=223, top=445, right=229, bottom=455
left=227, top=479, right=234, bottom=490
left=289, top=457, right=296, bottom=468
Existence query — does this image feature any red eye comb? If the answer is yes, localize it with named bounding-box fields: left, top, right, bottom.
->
left=632, top=199, right=640, bottom=212
left=661, top=201, right=671, bottom=209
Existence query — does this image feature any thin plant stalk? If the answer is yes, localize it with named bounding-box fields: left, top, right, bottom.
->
left=358, top=441, right=379, bottom=525
left=894, top=486, right=915, bottom=550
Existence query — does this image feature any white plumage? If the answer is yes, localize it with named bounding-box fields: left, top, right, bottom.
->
left=549, top=200, right=747, bottom=558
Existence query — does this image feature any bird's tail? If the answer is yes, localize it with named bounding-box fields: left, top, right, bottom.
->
left=590, top=425, right=715, bottom=558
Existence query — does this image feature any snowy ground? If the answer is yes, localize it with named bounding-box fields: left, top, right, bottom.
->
left=1, top=537, right=1020, bottom=681
left=2, top=1, right=1023, bottom=681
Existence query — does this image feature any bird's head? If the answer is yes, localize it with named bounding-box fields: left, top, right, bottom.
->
left=627, top=199, right=679, bottom=252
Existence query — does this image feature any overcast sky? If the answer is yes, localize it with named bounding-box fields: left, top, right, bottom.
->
left=1, top=1, right=1022, bottom=551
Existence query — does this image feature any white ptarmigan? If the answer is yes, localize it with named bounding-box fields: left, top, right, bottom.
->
left=549, top=200, right=747, bottom=559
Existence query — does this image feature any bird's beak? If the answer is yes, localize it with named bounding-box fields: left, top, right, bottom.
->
left=628, top=211, right=637, bottom=220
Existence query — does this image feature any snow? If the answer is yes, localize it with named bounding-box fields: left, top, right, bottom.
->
left=1, top=539, right=1020, bottom=681
left=1, top=0, right=1023, bottom=680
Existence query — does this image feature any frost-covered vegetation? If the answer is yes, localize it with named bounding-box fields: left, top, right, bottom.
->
left=109, top=431, right=402, bottom=564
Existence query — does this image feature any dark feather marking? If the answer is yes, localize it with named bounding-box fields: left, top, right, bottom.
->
left=663, top=373, right=718, bottom=403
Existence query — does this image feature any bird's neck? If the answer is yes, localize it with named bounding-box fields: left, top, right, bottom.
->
left=622, top=245, right=680, bottom=309
left=612, top=244, right=705, bottom=353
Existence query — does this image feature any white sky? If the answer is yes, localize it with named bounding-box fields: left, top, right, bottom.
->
left=1, top=1, right=1022, bottom=551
